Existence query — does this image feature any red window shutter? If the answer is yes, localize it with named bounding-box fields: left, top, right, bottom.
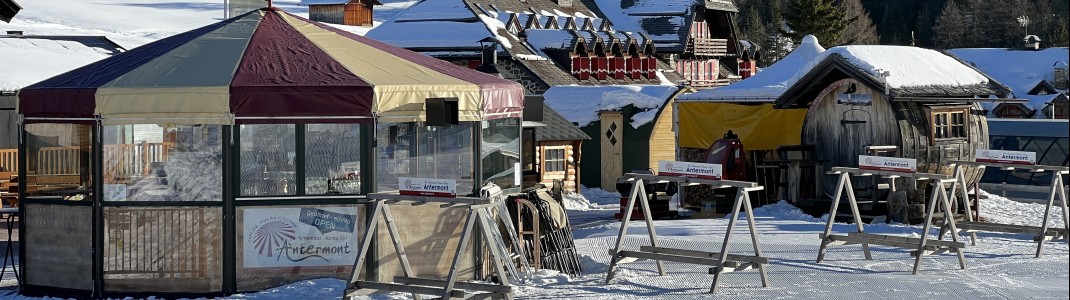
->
left=579, top=57, right=591, bottom=80
left=644, top=57, right=657, bottom=78
left=612, top=57, right=625, bottom=79
left=628, top=57, right=641, bottom=79
left=572, top=57, right=582, bottom=76
left=595, top=57, right=608, bottom=80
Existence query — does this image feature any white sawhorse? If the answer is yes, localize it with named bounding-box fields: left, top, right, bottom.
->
left=816, top=167, right=967, bottom=275
left=345, top=193, right=527, bottom=300
left=942, top=161, right=1069, bottom=257
left=605, top=173, right=770, bottom=294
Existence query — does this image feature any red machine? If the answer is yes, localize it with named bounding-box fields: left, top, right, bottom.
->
left=705, top=130, right=747, bottom=180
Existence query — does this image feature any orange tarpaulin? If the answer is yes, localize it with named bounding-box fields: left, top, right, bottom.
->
left=677, top=102, right=807, bottom=150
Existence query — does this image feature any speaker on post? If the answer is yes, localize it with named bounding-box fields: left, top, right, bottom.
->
left=426, top=97, right=459, bottom=126
left=523, top=95, right=544, bottom=122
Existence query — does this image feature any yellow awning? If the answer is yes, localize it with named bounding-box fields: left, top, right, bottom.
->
left=677, top=102, right=807, bottom=150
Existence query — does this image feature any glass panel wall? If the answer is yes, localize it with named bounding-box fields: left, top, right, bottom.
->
left=305, top=124, right=361, bottom=194
left=481, top=118, right=520, bottom=191
left=102, top=124, right=223, bottom=202
left=376, top=122, right=474, bottom=194
left=24, top=123, right=94, bottom=200
left=238, top=124, right=365, bottom=197
left=239, top=124, right=297, bottom=196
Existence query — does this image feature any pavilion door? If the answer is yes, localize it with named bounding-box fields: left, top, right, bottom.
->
left=599, top=111, right=623, bottom=192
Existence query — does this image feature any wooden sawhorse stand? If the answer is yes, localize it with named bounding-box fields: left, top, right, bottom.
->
left=817, top=167, right=967, bottom=275
left=942, top=161, right=1069, bottom=257
left=605, top=173, right=770, bottom=294
left=345, top=193, right=526, bottom=300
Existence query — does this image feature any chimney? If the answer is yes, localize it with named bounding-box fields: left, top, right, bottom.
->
left=6, top=31, right=23, bottom=36
left=557, top=0, right=573, bottom=8
left=1024, top=35, right=1041, bottom=50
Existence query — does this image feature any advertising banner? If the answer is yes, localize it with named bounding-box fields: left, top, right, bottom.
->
left=859, top=155, right=917, bottom=173
left=975, top=149, right=1036, bottom=165
left=398, top=177, right=457, bottom=197
left=658, top=160, right=722, bottom=180
left=243, top=207, right=359, bottom=269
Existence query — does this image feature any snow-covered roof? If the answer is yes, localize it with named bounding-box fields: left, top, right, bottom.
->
left=948, top=47, right=1069, bottom=116
left=543, top=85, right=678, bottom=128
left=795, top=45, right=991, bottom=89
left=592, top=0, right=693, bottom=52
left=391, top=0, right=475, bottom=22
left=679, top=35, right=825, bottom=102
left=367, top=0, right=495, bottom=49
left=1, top=36, right=117, bottom=91
left=300, top=0, right=349, bottom=5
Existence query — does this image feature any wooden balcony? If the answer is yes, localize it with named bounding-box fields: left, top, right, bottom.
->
left=687, top=38, right=729, bottom=58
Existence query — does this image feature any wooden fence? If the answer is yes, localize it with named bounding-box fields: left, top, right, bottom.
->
left=2, top=142, right=173, bottom=186
left=104, top=207, right=221, bottom=291
left=103, top=142, right=173, bottom=183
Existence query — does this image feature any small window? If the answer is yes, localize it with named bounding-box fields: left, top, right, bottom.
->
left=931, top=107, right=969, bottom=142
left=543, top=147, right=566, bottom=173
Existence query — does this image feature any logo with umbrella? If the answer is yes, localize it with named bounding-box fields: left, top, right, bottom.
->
left=251, top=219, right=297, bottom=257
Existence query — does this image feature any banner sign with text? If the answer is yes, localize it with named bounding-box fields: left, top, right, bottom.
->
left=859, top=155, right=917, bottom=173
left=243, top=207, right=358, bottom=269
left=399, top=177, right=457, bottom=197
left=975, top=149, right=1036, bottom=165
left=658, top=160, right=722, bottom=180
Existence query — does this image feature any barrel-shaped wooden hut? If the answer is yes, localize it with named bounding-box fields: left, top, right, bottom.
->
left=773, top=46, right=1017, bottom=218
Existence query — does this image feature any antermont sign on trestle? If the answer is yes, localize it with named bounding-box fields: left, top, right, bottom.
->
left=859, top=155, right=917, bottom=173
left=399, top=177, right=457, bottom=197
left=975, top=149, right=1036, bottom=165
left=657, top=160, right=722, bottom=180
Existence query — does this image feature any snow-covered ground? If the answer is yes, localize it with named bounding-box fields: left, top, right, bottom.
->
left=4, top=187, right=1061, bottom=299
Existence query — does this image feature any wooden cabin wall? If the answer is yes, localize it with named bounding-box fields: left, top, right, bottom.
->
left=802, top=79, right=901, bottom=198
left=648, top=101, right=676, bottom=172
left=536, top=141, right=581, bottom=193
left=344, top=2, right=373, bottom=26
left=309, top=5, right=344, bottom=25
left=895, top=101, right=988, bottom=186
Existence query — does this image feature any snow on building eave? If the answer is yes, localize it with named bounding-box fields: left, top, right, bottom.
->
left=543, top=85, right=679, bottom=129
left=678, top=35, right=826, bottom=102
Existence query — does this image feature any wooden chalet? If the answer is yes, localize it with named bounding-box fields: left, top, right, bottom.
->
left=948, top=47, right=1070, bottom=119
left=522, top=103, right=590, bottom=193
left=302, top=0, right=379, bottom=26
left=364, top=0, right=751, bottom=190
left=773, top=46, right=1016, bottom=218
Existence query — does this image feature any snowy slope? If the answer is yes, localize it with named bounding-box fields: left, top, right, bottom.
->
left=0, top=0, right=416, bottom=49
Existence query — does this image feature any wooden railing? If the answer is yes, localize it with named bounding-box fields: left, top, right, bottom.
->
left=1, top=142, right=173, bottom=185
left=0, top=149, right=16, bottom=173
left=35, top=146, right=82, bottom=175
left=687, top=38, right=729, bottom=58
left=104, top=142, right=173, bottom=183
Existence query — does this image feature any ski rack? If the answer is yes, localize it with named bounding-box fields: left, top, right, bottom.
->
left=816, top=167, right=967, bottom=275
left=941, top=161, right=1069, bottom=257
left=344, top=192, right=527, bottom=300
left=605, top=173, right=770, bottom=294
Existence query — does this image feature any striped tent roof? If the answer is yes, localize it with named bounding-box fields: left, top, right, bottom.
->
left=17, top=8, right=523, bottom=124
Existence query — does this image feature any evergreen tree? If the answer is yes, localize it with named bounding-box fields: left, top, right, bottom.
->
left=762, top=0, right=794, bottom=67
left=780, top=0, right=849, bottom=45
left=837, top=0, right=881, bottom=45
